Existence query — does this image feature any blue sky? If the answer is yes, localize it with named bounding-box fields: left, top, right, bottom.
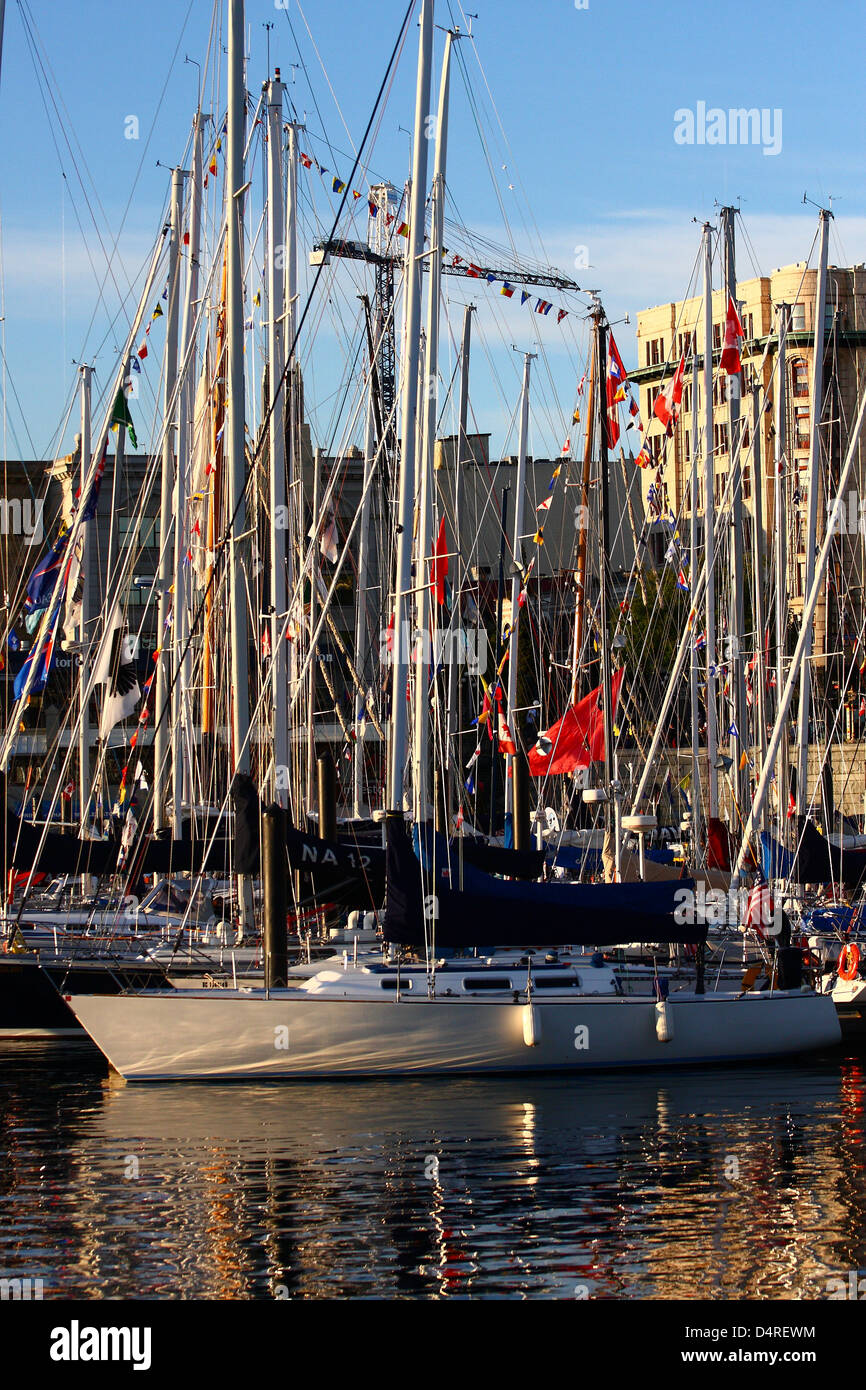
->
left=1, top=0, right=864, bottom=462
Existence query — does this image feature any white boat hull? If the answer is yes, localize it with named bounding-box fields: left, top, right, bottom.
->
left=66, top=987, right=841, bottom=1081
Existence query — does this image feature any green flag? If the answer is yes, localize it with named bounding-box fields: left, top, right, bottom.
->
left=110, top=389, right=138, bottom=449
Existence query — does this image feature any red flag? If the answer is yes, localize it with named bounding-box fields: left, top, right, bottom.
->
left=653, top=355, right=685, bottom=430
left=497, top=712, right=517, bottom=756
left=720, top=295, right=743, bottom=375
left=605, top=333, right=628, bottom=448
left=432, top=517, right=448, bottom=605
left=528, top=670, right=624, bottom=775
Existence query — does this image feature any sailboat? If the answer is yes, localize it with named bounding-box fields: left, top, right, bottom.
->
left=58, top=0, right=844, bottom=1078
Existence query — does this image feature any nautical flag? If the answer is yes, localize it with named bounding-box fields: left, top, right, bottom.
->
left=694, top=631, right=706, bottom=650
left=151, top=303, right=163, bottom=321
left=557, top=309, right=567, bottom=324
left=77, top=437, right=108, bottom=523
left=466, top=262, right=482, bottom=277
left=653, top=355, right=685, bottom=430
left=432, top=517, right=448, bottom=605
left=528, top=670, right=624, bottom=775
left=110, top=388, right=138, bottom=449
left=573, top=408, right=580, bottom=424
left=332, top=176, right=346, bottom=193
left=7, top=630, right=19, bottom=652
left=486, top=273, right=497, bottom=284
left=728, top=721, right=740, bottom=739
left=23, top=525, right=69, bottom=615
left=396, top=222, right=409, bottom=238
left=131, top=357, right=141, bottom=374
left=137, top=342, right=148, bottom=360
left=93, top=603, right=141, bottom=737
left=536, top=495, right=553, bottom=515
left=535, top=299, right=552, bottom=315
left=629, top=396, right=640, bottom=418
left=500, top=282, right=515, bottom=298
left=720, top=295, right=744, bottom=375
left=368, top=200, right=378, bottom=217
left=352, top=189, right=362, bottom=200
left=676, top=567, right=690, bottom=591
left=606, top=333, right=629, bottom=448
left=520, top=291, right=530, bottom=306
left=497, top=713, right=517, bottom=756
left=209, top=155, right=217, bottom=176
left=300, top=152, right=313, bottom=168
left=13, top=605, right=60, bottom=699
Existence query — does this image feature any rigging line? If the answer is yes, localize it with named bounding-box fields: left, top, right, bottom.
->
left=108, top=7, right=418, bottom=862
left=16, top=3, right=193, bottom=370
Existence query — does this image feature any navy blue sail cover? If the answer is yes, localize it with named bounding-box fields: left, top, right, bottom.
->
left=384, top=817, right=706, bottom=949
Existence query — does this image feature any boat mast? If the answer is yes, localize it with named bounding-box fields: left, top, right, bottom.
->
left=571, top=352, right=596, bottom=703
left=795, top=206, right=832, bottom=815
left=388, top=0, right=434, bottom=814
left=173, top=113, right=204, bottom=836
left=284, top=118, right=305, bottom=805
left=154, top=166, right=185, bottom=833
left=702, top=223, right=719, bottom=820
left=733, top=378, right=866, bottom=881
left=226, top=0, right=253, bottom=931
left=775, top=301, right=790, bottom=832
left=504, top=350, right=533, bottom=819
left=721, top=205, right=747, bottom=822
left=593, top=302, right=615, bottom=834
left=413, top=23, right=453, bottom=825
left=750, top=375, right=768, bottom=783
left=77, top=363, right=92, bottom=835
left=353, top=358, right=376, bottom=819
left=265, top=68, right=289, bottom=807
left=444, top=301, right=473, bottom=822
left=689, top=346, right=702, bottom=858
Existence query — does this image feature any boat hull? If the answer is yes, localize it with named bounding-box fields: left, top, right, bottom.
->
left=66, top=987, right=842, bottom=1081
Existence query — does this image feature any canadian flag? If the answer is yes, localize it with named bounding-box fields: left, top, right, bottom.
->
left=653, top=355, right=685, bottom=430
left=720, top=295, right=744, bottom=375
left=497, top=712, right=517, bottom=755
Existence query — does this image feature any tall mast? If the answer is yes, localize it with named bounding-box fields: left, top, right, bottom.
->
left=353, top=369, right=376, bottom=819
left=593, top=304, right=614, bottom=831
left=571, top=353, right=596, bottom=703
left=702, top=222, right=719, bottom=818
left=284, top=118, right=303, bottom=804
left=77, top=363, right=92, bottom=834
left=733, top=377, right=866, bottom=880
left=689, top=346, right=702, bottom=857
left=795, top=206, right=832, bottom=814
left=444, top=301, right=473, bottom=822
left=750, top=378, right=768, bottom=782
left=153, top=166, right=185, bottom=832
left=504, top=351, right=533, bottom=817
left=226, top=0, right=252, bottom=931
left=413, top=24, right=453, bottom=824
left=265, top=69, right=289, bottom=806
left=775, top=302, right=790, bottom=832
left=387, top=0, right=434, bottom=813
left=173, top=113, right=204, bottom=836
left=721, top=205, right=747, bottom=820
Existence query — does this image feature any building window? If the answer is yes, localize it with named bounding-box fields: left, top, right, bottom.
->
left=795, top=406, right=810, bottom=450
left=743, top=463, right=751, bottom=500
left=791, top=303, right=806, bottom=331
left=678, top=330, right=694, bottom=358
left=713, top=422, right=729, bottom=456
left=712, top=323, right=722, bottom=351
left=684, top=429, right=690, bottom=462
left=792, top=359, right=809, bottom=398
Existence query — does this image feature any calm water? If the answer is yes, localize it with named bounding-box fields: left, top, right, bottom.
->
left=1, top=1040, right=865, bottom=1299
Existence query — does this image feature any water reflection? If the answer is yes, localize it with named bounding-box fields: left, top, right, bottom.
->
left=0, top=1042, right=864, bottom=1299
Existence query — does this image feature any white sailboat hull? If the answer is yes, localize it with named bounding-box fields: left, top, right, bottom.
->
left=66, top=987, right=841, bottom=1081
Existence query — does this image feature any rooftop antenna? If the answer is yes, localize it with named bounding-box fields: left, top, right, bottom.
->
left=184, top=54, right=201, bottom=102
